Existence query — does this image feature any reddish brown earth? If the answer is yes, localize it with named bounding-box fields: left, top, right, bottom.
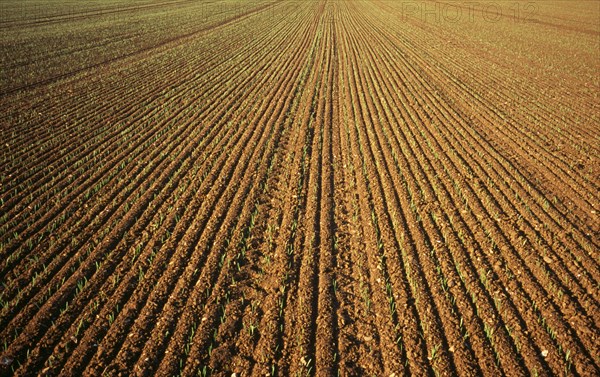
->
left=0, top=0, right=598, bottom=376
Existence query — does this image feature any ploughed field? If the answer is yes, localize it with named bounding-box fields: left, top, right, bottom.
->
left=0, top=0, right=598, bottom=376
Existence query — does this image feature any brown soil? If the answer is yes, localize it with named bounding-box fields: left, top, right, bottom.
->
left=0, top=1, right=598, bottom=376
